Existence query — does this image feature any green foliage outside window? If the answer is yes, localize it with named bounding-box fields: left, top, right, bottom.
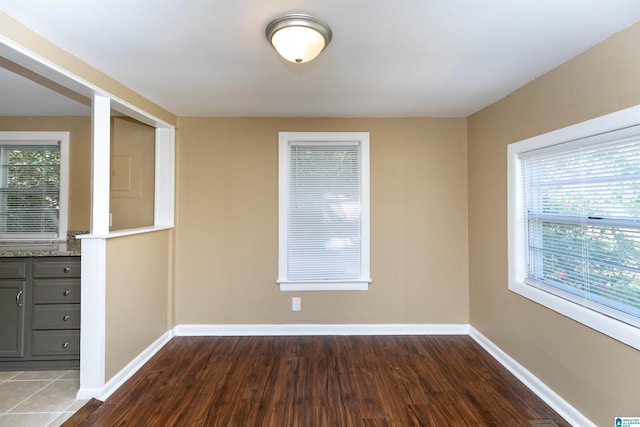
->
left=0, top=146, right=61, bottom=235
left=526, top=138, right=640, bottom=318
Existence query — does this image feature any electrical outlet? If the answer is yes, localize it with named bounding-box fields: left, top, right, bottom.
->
left=292, top=297, right=301, bottom=311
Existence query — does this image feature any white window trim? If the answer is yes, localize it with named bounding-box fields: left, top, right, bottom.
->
left=278, top=131, right=371, bottom=292
left=0, top=131, right=69, bottom=241
left=507, top=104, right=640, bottom=351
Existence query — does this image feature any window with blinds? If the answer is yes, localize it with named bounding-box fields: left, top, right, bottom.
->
left=278, top=132, right=370, bottom=291
left=517, top=124, right=640, bottom=329
left=0, top=132, right=69, bottom=241
left=523, top=135, right=640, bottom=324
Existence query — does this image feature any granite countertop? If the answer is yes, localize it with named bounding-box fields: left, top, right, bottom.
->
left=0, top=231, right=84, bottom=257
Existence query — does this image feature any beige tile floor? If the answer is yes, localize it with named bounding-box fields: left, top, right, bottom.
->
left=0, top=370, right=86, bottom=427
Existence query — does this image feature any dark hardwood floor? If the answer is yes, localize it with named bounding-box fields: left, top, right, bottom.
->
left=78, top=335, right=569, bottom=426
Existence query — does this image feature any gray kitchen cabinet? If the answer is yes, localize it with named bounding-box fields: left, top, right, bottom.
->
left=0, top=281, right=26, bottom=358
left=0, top=257, right=80, bottom=370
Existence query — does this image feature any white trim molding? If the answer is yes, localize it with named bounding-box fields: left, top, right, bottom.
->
left=0, top=131, right=69, bottom=241
left=507, top=104, right=640, bottom=351
left=77, top=330, right=173, bottom=400
left=277, top=132, right=371, bottom=292
left=173, top=323, right=470, bottom=337
left=469, top=327, right=595, bottom=427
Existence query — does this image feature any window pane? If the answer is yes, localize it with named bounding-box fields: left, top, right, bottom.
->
left=524, top=134, right=640, bottom=320
left=0, top=144, right=61, bottom=236
left=288, top=144, right=361, bottom=281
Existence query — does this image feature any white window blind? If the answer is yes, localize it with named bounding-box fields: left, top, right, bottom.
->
left=522, top=130, right=640, bottom=325
left=278, top=132, right=370, bottom=291
left=288, top=143, right=361, bottom=281
left=0, top=133, right=68, bottom=241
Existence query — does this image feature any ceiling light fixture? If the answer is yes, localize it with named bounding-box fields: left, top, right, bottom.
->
left=265, top=14, right=332, bottom=64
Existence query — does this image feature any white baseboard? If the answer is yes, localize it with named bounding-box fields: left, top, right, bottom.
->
left=469, top=326, right=594, bottom=427
left=96, top=330, right=173, bottom=400
left=75, top=387, right=102, bottom=400
left=173, top=323, right=470, bottom=336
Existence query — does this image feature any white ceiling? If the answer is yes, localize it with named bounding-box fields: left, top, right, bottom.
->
left=0, top=66, right=91, bottom=116
left=1, top=0, right=640, bottom=118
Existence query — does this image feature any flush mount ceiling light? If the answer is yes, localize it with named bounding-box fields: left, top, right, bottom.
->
left=265, top=14, right=332, bottom=64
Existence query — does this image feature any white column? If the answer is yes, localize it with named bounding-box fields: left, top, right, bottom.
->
left=78, top=237, right=106, bottom=399
left=154, top=126, right=175, bottom=227
left=78, top=94, right=110, bottom=399
left=91, top=94, right=110, bottom=235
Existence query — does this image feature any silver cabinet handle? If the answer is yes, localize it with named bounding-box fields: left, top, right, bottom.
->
left=63, top=290, right=70, bottom=296
left=62, top=342, right=69, bottom=349
left=62, top=315, right=70, bottom=321
left=16, top=290, right=23, bottom=307
left=63, top=267, right=71, bottom=273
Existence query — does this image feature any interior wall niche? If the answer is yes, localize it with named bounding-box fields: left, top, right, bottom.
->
left=110, top=116, right=155, bottom=231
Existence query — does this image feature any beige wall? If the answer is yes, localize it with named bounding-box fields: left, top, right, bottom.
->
left=0, top=116, right=91, bottom=232
left=175, top=117, right=469, bottom=325
left=105, top=230, right=171, bottom=380
left=467, top=22, right=640, bottom=425
left=110, top=117, right=156, bottom=230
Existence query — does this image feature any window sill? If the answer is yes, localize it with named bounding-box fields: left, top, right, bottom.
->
left=77, top=225, right=174, bottom=240
left=278, top=280, right=371, bottom=292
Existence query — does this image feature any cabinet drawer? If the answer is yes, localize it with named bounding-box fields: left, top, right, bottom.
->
left=33, top=279, right=81, bottom=303
left=32, top=305, right=80, bottom=330
left=0, top=261, right=27, bottom=279
left=31, top=330, right=80, bottom=356
left=33, top=260, right=81, bottom=278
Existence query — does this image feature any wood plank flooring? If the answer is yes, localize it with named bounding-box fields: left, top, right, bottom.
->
left=62, top=398, right=103, bottom=427
left=79, top=335, right=569, bottom=426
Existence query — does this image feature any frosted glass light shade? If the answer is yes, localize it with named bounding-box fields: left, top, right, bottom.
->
left=271, top=26, right=326, bottom=63
left=266, top=14, right=332, bottom=64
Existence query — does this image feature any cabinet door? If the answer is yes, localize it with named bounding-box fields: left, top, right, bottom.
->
left=0, top=281, right=26, bottom=358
